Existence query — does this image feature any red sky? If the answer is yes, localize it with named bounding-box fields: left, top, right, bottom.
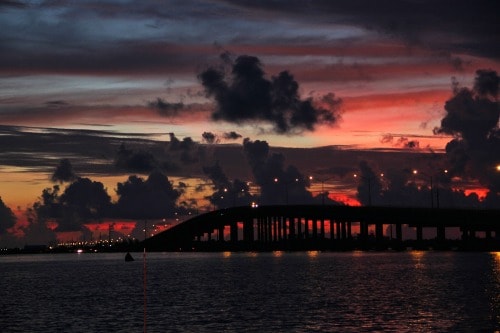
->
left=0, top=0, right=498, bottom=246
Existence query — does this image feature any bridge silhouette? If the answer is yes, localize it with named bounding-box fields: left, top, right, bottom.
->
left=144, top=205, right=500, bottom=251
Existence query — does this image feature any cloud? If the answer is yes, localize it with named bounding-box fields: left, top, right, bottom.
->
left=115, top=171, right=181, bottom=219
left=380, top=134, right=421, bottom=149
left=148, top=98, right=184, bottom=116
left=0, top=197, right=16, bottom=234
left=0, top=0, right=26, bottom=8
left=242, top=138, right=322, bottom=205
left=115, top=144, right=158, bottom=173
left=226, top=0, right=500, bottom=59
left=199, top=53, right=342, bottom=134
left=51, top=158, right=78, bottom=183
left=223, top=131, right=242, bottom=140
left=434, top=69, right=500, bottom=191
left=201, top=131, right=218, bottom=144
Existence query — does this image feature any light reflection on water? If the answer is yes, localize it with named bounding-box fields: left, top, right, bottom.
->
left=1, top=252, right=499, bottom=332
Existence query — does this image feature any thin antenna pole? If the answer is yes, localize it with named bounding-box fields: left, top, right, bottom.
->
left=143, top=247, right=147, bottom=333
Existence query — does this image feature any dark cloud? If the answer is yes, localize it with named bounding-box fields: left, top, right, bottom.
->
left=380, top=134, right=394, bottom=144
left=203, top=161, right=230, bottom=188
left=148, top=98, right=184, bottom=116
left=395, top=137, right=419, bottom=150
left=0, top=37, right=203, bottom=74
left=0, top=0, right=26, bottom=8
left=115, top=143, right=158, bottom=173
left=380, top=134, right=420, bottom=149
left=51, top=158, right=78, bottom=183
left=354, top=161, right=384, bottom=206
left=203, top=160, right=256, bottom=208
left=0, top=197, right=16, bottom=234
left=223, top=131, right=242, bottom=140
left=168, top=133, right=201, bottom=164
left=242, top=138, right=323, bottom=205
left=434, top=69, right=500, bottom=191
left=199, top=54, right=342, bottom=134
left=115, top=171, right=181, bottom=219
left=45, top=100, right=69, bottom=108
left=55, top=178, right=112, bottom=231
left=474, top=69, right=500, bottom=98
left=168, top=133, right=195, bottom=151
left=226, top=0, right=500, bottom=59
left=201, top=131, right=218, bottom=144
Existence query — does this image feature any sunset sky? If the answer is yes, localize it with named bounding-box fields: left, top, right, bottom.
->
left=0, top=0, right=499, bottom=246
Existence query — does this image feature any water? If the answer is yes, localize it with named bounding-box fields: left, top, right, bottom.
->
left=1, top=251, right=499, bottom=332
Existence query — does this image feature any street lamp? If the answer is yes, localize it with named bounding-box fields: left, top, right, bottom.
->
left=310, top=176, right=333, bottom=205
left=413, top=170, right=434, bottom=208
left=353, top=173, right=383, bottom=206
left=412, top=169, right=448, bottom=208
left=274, top=177, right=299, bottom=205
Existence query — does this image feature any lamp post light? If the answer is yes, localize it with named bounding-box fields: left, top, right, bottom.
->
left=310, top=176, right=333, bottom=206
left=413, top=170, right=434, bottom=208
left=353, top=173, right=383, bottom=206
left=274, top=177, right=299, bottom=205
left=413, top=169, right=448, bottom=208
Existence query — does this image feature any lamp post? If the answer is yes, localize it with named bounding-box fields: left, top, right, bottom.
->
left=310, top=176, right=334, bottom=206
left=274, top=177, right=299, bottom=205
left=413, top=169, right=448, bottom=208
left=353, top=173, right=383, bottom=206
left=413, top=170, right=433, bottom=208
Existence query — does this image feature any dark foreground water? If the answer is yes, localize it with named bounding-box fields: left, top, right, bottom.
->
left=1, top=251, right=500, bottom=333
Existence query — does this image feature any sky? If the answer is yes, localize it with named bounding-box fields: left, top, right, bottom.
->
left=0, top=0, right=499, bottom=246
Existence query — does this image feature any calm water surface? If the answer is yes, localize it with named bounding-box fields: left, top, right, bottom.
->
left=1, top=251, right=500, bottom=332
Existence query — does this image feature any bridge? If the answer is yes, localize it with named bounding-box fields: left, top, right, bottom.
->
left=144, top=205, right=500, bottom=251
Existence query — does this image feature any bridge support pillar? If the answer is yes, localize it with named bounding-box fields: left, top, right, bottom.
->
left=218, top=225, right=224, bottom=242
left=437, top=226, right=445, bottom=243
left=330, top=219, right=334, bottom=240
left=243, top=218, right=254, bottom=242
left=267, top=217, right=272, bottom=243
left=396, top=223, right=402, bottom=242
left=375, top=223, right=383, bottom=242
left=281, top=216, right=290, bottom=240
left=289, top=217, right=295, bottom=239
left=341, top=222, right=347, bottom=240
left=230, top=222, right=238, bottom=243
left=416, top=225, right=423, bottom=242
left=304, top=218, right=309, bottom=239
left=359, top=221, right=368, bottom=242
left=273, top=217, right=278, bottom=242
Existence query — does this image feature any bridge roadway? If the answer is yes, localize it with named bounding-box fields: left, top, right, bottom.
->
left=144, top=205, right=500, bottom=251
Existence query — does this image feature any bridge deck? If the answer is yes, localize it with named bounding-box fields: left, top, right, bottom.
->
left=144, top=205, right=500, bottom=251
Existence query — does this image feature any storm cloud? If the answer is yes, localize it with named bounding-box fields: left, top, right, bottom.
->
left=243, top=138, right=318, bottom=205
left=434, top=69, right=500, bottom=191
left=199, top=54, right=342, bottom=134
